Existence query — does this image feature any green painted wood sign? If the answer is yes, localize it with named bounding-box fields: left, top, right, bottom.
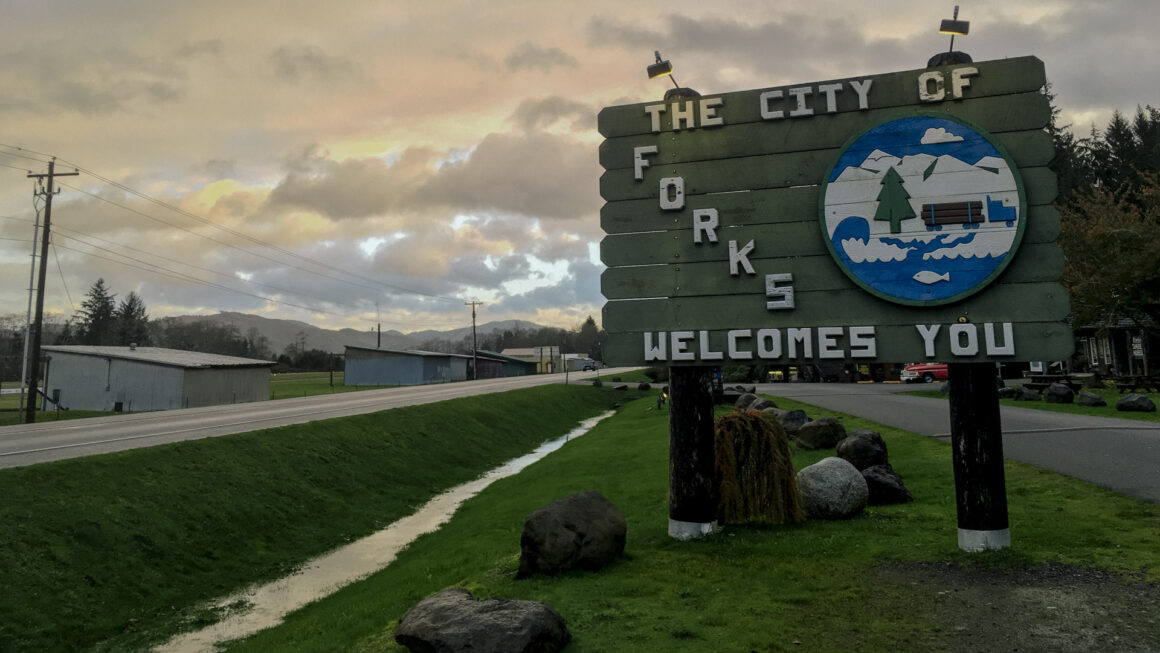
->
left=598, top=56, right=1072, bottom=366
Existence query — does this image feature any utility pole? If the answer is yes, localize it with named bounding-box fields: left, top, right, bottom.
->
left=24, top=159, right=78, bottom=424
left=465, top=300, right=483, bottom=380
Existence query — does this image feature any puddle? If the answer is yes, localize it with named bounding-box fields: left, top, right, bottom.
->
left=155, top=410, right=616, bottom=653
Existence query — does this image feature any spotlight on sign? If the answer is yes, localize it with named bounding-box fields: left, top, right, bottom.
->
left=647, top=50, right=700, bottom=100
left=928, top=5, right=972, bottom=67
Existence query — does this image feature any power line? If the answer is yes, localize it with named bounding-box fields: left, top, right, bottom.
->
left=50, top=242, right=75, bottom=311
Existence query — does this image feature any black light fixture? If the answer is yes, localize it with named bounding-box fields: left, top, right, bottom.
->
left=928, top=5, right=973, bottom=67
left=647, top=50, right=700, bottom=99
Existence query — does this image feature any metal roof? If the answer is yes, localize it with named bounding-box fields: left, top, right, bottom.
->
left=343, top=345, right=473, bottom=359
left=42, top=346, right=276, bottom=369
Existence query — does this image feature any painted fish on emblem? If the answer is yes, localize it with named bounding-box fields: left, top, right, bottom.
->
left=913, top=270, right=950, bottom=285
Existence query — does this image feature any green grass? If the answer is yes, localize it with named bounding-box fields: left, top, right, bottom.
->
left=905, top=385, right=1160, bottom=422
left=0, top=383, right=644, bottom=652
left=269, top=371, right=393, bottom=399
left=228, top=395, right=1160, bottom=652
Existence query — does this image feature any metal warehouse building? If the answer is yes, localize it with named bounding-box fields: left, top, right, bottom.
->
left=344, top=346, right=470, bottom=386
left=41, top=345, right=275, bottom=412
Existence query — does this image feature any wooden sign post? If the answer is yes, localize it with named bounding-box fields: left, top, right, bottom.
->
left=598, top=57, right=1072, bottom=545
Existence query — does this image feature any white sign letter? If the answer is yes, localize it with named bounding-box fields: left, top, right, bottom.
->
left=849, top=79, right=873, bottom=110
left=916, top=324, right=941, bottom=357
left=727, top=329, right=753, bottom=360
left=818, top=327, right=845, bottom=359
left=659, top=177, right=685, bottom=210
left=818, top=83, right=842, bottom=113
left=918, top=71, right=945, bottom=102
left=633, top=146, right=657, bottom=181
left=949, top=323, right=979, bottom=356
left=728, top=239, right=756, bottom=275
left=765, top=273, right=794, bottom=310
left=644, top=332, right=667, bottom=361
left=670, top=331, right=695, bottom=361
left=671, top=101, right=696, bottom=130
left=984, top=322, right=1015, bottom=356
left=849, top=326, right=877, bottom=358
left=756, top=329, right=782, bottom=359
left=644, top=104, right=666, bottom=132
left=693, top=209, right=719, bottom=244
left=699, top=98, right=724, bottom=126
left=787, top=328, right=812, bottom=359
left=951, top=66, right=978, bottom=99
left=787, top=87, right=813, bottom=117
left=759, top=89, right=784, bottom=120
left=699, top=331, right=723, bottom=360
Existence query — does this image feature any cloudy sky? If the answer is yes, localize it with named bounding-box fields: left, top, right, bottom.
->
left=1, top=1, right=1156, bottom=334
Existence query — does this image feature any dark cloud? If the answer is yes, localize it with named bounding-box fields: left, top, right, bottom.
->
left=490, top=259, right=604, bottom=314
left=266, top=148, right=435, bottom=219
left=509, top=96, right=595, bottom=132
left=504, top=43, right=578, bottom=73
left=446, top=254, right=532, bottom=288
left=269, top=45, right=362, bottom=84
left=416, top=132, right=600, bottom=220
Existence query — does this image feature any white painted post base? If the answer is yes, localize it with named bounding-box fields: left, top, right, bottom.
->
left=958, top=527, right=1011, bottom=552
left=669, top=518, right=718, bottom=540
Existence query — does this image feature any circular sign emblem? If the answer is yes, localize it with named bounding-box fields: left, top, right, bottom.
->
left=819, top=114, right=1026, bottom=306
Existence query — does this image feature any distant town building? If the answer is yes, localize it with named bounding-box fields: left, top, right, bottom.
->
left=475, top=350, right=539, bottom=378
left=499, top=346, right=561, bottom=373
left=41, top=345, right=275, bottom=412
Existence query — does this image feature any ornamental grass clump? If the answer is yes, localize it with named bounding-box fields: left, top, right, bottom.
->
left=715, top=410, right=805, bottom=525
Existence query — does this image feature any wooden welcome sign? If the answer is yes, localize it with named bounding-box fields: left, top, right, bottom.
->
left=598, top=56, right=1072, bottom=366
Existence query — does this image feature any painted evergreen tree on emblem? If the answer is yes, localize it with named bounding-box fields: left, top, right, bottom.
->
left=874, top=167, right=916, bottom=233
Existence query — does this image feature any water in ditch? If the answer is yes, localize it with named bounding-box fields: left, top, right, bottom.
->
left=155, top=410, right=615, bottom=652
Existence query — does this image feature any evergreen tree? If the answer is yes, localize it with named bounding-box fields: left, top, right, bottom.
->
left=115, top=291, right=150, bottom=346
left=76, top=279, right=117, bottom=346
left=873, top=167, right=915, bottom=233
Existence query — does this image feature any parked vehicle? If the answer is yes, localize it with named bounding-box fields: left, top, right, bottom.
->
left=900, top=362, right=948, bottom=383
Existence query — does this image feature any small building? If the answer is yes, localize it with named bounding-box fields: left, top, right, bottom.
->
left=344, top=346, right=470, bottom=386
left=1074, top=318, right=1158, bottom=377
left=476, top=350, right=539, bottom=378
left=41, top=345, right=275, bottom=412
left=500, top=346, right=560, bottom=373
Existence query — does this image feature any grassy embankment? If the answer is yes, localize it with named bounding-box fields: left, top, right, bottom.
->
left=0, top=381, right=648, bottom=652
left=226, top=393, right=1160, bottom=653
left=905, top=385, right=1160, bottom=422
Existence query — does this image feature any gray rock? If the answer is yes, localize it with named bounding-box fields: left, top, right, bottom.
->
left=613, top=384, right=628, bottom=391
left=1044, top=382, right=1074, bottom=404
left=836, top=430, right=888, bottom=471
left=997, top=386, right=1018, bottom=399
left=776, top=409, right=811, bottom=435
left=796, top=457, right=868, bottom=519
left=591, top=379, right=602, bottom=387
left=395, top=587, right=570, bottom=653
left=517, top=490, right=626, bottom=578
left=1116, top=393, right=1157, bottom=413
left=862, top=464, right=913, bottom=505
left=1076, top=390, right=1107, bottom=407
left=1013, top=386, right=1041, bottom=401
left=795, top=416, right=847, bottom=450
left=749, top=398, right=778, bottom=411
left=735, top=393, right=759, bottom=410
left=637, top=382, right=652, bottom=391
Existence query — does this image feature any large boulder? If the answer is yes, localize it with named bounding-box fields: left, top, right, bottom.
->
left=395, top=587, right=570, bottom=653
left=835, top=430, right=888, bottom=471
left=1116, top=393, right=1157, bottom=413
left=517, top=490, right=626, bottom=578
left=997, top=386, right=1019, bottom=399
left=795, top=457, right=868, bottom=519
left=1013, top=386, right=1042, bottom=401
left=862, top=464, right=914, bottom=506
left=1044, top=382, right=1075, bottom=404
left=795, top=416, right=847, bottom=450
left=1076, top=390, right=1107, bottom=407
left=749, top=398, right=778, bottom=412
left=734, top=392, right=759, bottom=411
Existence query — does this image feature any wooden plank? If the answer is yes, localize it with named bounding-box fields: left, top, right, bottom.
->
left=600, top=99, right=1052, bottom=171
left=601, top=200, right=1060, bottom=267
left=600, top=145, right=1057, bottom=204
left=601, top=185, right=1060, bottom=238
left=601, top=320, right=1074, bottom=366
left=602, top=282, right=1070, bottom=332
left=598, top=56, right=1046, bottom=138
left=601, top=242, right=1065, bottom=300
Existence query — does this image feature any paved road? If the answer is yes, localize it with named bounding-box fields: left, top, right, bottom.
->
left=0, top=369, right=630, bottom=469
left=757, top=382, right=1160, bottom=505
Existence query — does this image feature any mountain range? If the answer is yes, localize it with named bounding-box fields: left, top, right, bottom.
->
left=162, top=312, right=545, bottom=355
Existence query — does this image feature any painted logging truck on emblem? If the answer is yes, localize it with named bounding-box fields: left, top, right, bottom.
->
left=821, top=114, right=1026, bottom=306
